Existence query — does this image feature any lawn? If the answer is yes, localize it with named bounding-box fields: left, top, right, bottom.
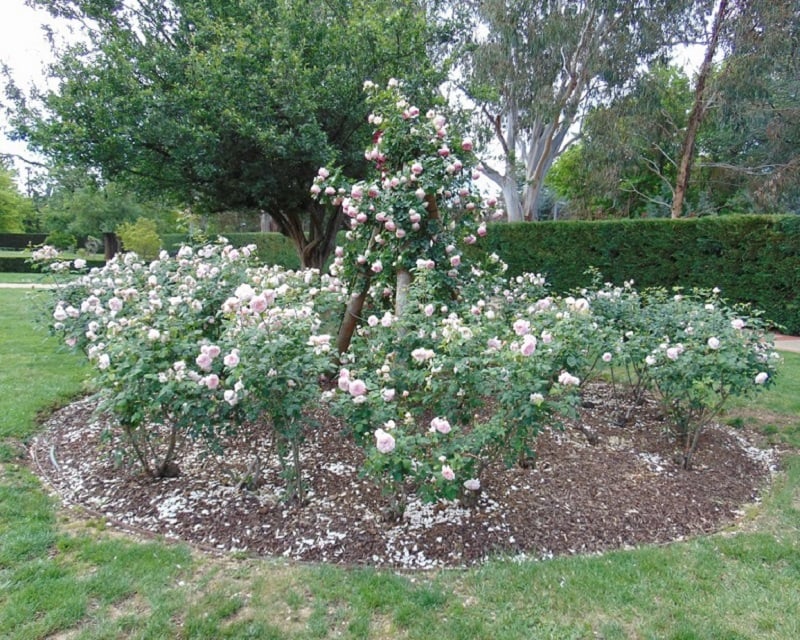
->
left=2, top=286, right=799, bottom=639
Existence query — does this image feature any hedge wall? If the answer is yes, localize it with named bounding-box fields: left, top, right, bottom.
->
left=0, top=256, right=106, bottom=274
left=0, top=233, right=48, bottom=250
left=476, top=215, right=800, bottom=334
left=161, top=232, right=301, bottom=269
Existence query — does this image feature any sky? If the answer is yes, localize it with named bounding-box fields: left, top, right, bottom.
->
left=0, top=0, right=62, bottom=182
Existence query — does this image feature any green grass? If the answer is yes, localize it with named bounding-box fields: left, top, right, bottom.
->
left=2, top=286, right=800, bottom=638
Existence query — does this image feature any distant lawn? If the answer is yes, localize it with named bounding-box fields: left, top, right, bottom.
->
left=1, top=286, right=800, bottom=639
left=0, top=272, right=52, bottom=284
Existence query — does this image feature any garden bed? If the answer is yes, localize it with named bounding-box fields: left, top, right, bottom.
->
left=30, top=383, right=778, bottom=570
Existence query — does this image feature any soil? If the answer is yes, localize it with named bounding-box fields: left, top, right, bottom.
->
left=29, top=383, right=779, bottom=570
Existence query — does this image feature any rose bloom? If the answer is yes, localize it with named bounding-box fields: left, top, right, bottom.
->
left=513, top=319, right=531, bottom=336
left=602, top=352, right=613, bottom=363
left=223, top=350, right=240, bottom=367
left=558, top=371, right=580, bottom=386
left=707, top=337, right=721, bottom=350
left=666, top=346, right=681, bottom=360
left=530, top=392, right=544, bottom=405
left=441, top=465, right=455, bottom=481
left=430, top=416, right=452, bottom=434
left=371, top=260, right=383, bottom=273
left=731, top=318, right=745, bottom=330
left=367, top=314, right=379, bottom=327
left=755, top=372, right=769, bottom=385
left=520, top=334, right=537, bottom=356
left=148, top=328, right=161, bottom=341
left=411, top=347, right=435, bottom=362
left=204, top=374, right=220, bottom=390
left=463, top=478, right=480, bottom=491
left=424, top=304, right=435, bottom=316
left=196, top=352, right=213, bottom=371
left=382, top=388, right=396, bottom=402
left=411, top=162, right=424, bottom=175
left=337, top=369, right=350, bottom=391
left=348, top=379, right=367, bottom=397
left=380, top=312, right=394, bottom=328
left=73, top=258, right=87, bottom=269
left=461, top=138, right=473, bottom=152
left=375, top=428, right=396, bottom=454
left=224, top=389, right=238, bottom=406
left=450, top=255, right=461, bottom=267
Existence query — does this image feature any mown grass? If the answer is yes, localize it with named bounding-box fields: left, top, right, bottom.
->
left=2, top=286, right=800, bottom=639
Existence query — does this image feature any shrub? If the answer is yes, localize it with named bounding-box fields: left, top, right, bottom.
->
left=116, top=218, right=161, bottom=260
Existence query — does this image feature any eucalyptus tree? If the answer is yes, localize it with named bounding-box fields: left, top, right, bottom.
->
left=460, top=0, right=703, bottom=221
left=4, top=0, right=443, bottom=268
left=547, top=64, right=693, bottom=218
left=701, top=0, right=800, bottom=213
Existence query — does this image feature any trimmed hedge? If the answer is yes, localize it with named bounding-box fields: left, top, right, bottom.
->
left=0, top=233, right=48, bottom=250
left=475, top=215, right=800, bottom=333
left=161, top=232, right=301, bottom=269
left=0, top=255, right=105, bottom=274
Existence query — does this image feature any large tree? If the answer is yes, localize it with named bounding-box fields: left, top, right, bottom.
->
left=547, top=64, right=693, bottom=218
left=459, top=0, right=704, bottom=221
left=4, top=0, right=443, bottom=268
left=700, top=0, right=800, bottom=213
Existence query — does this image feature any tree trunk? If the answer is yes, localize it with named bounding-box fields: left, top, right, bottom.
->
left=671, top=0, right=728, bottom=219
left=336, top=279, right=369, bottom=354
left=103, top=232, right=119, bottom=261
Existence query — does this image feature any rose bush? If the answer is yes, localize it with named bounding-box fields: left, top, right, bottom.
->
left=44, top=242, right=258, bottom=477
left=640, top=288, right=779, bottom=468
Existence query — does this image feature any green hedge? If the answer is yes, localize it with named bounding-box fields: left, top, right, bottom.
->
left=0, top=256, right=105, bottom=274
left=475, top=215, right=800, bottom=333
left=161, top=232, right=301, bottom=269
left=0, top=233, right=48, bottom=250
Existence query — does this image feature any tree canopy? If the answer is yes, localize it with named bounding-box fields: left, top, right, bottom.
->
left=459, top=0, right=703, bottom=221
left=5, top=0, right=444, bottom=267
left=0, top=161, right=32, bottom=232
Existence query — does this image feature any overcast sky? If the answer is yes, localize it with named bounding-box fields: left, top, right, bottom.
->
left=0, top=0, right=61, bottom=179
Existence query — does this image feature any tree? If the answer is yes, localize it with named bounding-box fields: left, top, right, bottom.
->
left=547, top=64, right=693, bottom=218
left=0, top=161, right=32, bottom=232
left=459, top=0, right=702, bottom=221
left=5, top=0, right=444, bottom=268
left=700, top=0, right=800, bottom=213
left=671, top=0, right=729, bottom=218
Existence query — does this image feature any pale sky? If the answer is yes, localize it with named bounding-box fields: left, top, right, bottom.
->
left=0, top=0, right=62, bottom=180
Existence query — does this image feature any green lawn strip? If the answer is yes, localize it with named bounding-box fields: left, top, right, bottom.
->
left=0, top=273, right=50, bottom=284
left=0, top=290, right=88, bottom=442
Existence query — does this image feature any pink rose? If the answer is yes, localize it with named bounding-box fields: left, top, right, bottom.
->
left=441, top=465, right=455, bottom=481
left=430, top=417, right=452, bottom=434
left=520, top=334, right=537, bottom=356
left=348, top=379, right=367, bottom=397
left=375, top=428, right=396, bottom=454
